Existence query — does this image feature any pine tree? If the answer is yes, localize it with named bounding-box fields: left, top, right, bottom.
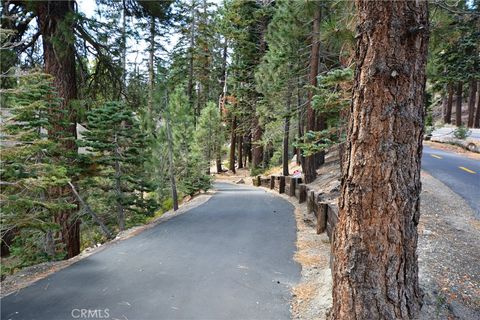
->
left=1, top=73, right=73, bottom=266
left=223, top=0, right=273, bottom=170
left=167, top=87, right=211, bottom=197
left=195, top=101, right=225, bottom=173
left=81, top=101, right=156, bottom=231
left=428, top=1, right=480, bottom=126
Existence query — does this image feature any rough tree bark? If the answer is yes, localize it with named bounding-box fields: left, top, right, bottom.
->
left=444, top=83, right=453, bottom=124
left=332, top=1, right=428, bottom=319
left=302, top=4, right=321, bottom=183
left=37, top=0, right=80, bottom=258
left=467, top=79, right=477, bottom=128
left=455, top=82, right=463, bottom=126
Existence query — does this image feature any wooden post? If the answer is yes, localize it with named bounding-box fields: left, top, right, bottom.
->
left=298, top=184, right=307, bottom=203
left=288, top=177, right=297, bottom=197
left=327, top=205, right=339, bottom=240
left=279, top=176, right=285, bottom=194
left=316, top=202, right=328, bottom=234
left=270, top=176, right=275, bottom=189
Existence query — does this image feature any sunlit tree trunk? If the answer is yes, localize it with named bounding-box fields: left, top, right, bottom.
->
left=332, top=0, right=428, bottom=318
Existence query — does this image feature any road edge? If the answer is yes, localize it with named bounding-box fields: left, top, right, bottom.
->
left=0, top=191, right=215, bottom=298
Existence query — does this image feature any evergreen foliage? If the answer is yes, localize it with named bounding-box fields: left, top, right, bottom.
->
left=1, top=73, right=73, bottom=268
left=80, top=101, right=157, bottom=230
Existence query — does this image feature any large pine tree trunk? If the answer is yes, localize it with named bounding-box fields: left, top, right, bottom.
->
left=444, top=83, right=453, bottom=124
left=455, top=82, right=463, bottom=126
left=37, top=0, right=80, bottom=259
left=302, top=4, right=321, bottom=183
left=467, top=79, right=477, bottom=128
left=332, top=1, right=428, bottom=319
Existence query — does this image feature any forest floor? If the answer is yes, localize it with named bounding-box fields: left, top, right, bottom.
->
left=0, top=191, right=214, bottom=298
left=221, top=143, right=480, bottom=319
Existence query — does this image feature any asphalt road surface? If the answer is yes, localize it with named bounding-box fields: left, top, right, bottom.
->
left=422, top=145, right=480, bottom=217
left=1, top=182, right=300, bottom=320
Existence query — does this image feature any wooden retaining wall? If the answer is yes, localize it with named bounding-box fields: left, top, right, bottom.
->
left=253, top=174, right=339, bottom=270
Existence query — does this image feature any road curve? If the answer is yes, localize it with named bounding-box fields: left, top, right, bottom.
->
left=422, top=145, right=480, bottom=217
left=1, top=182, right=300, bottom=320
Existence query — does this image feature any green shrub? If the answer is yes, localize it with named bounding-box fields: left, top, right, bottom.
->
left=453, top=126, right=470, bottom=140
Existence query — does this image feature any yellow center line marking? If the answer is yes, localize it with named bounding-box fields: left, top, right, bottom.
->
left=430, top=154, right=442, bottom=159
left=459, top=167, right=476, bottom=174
